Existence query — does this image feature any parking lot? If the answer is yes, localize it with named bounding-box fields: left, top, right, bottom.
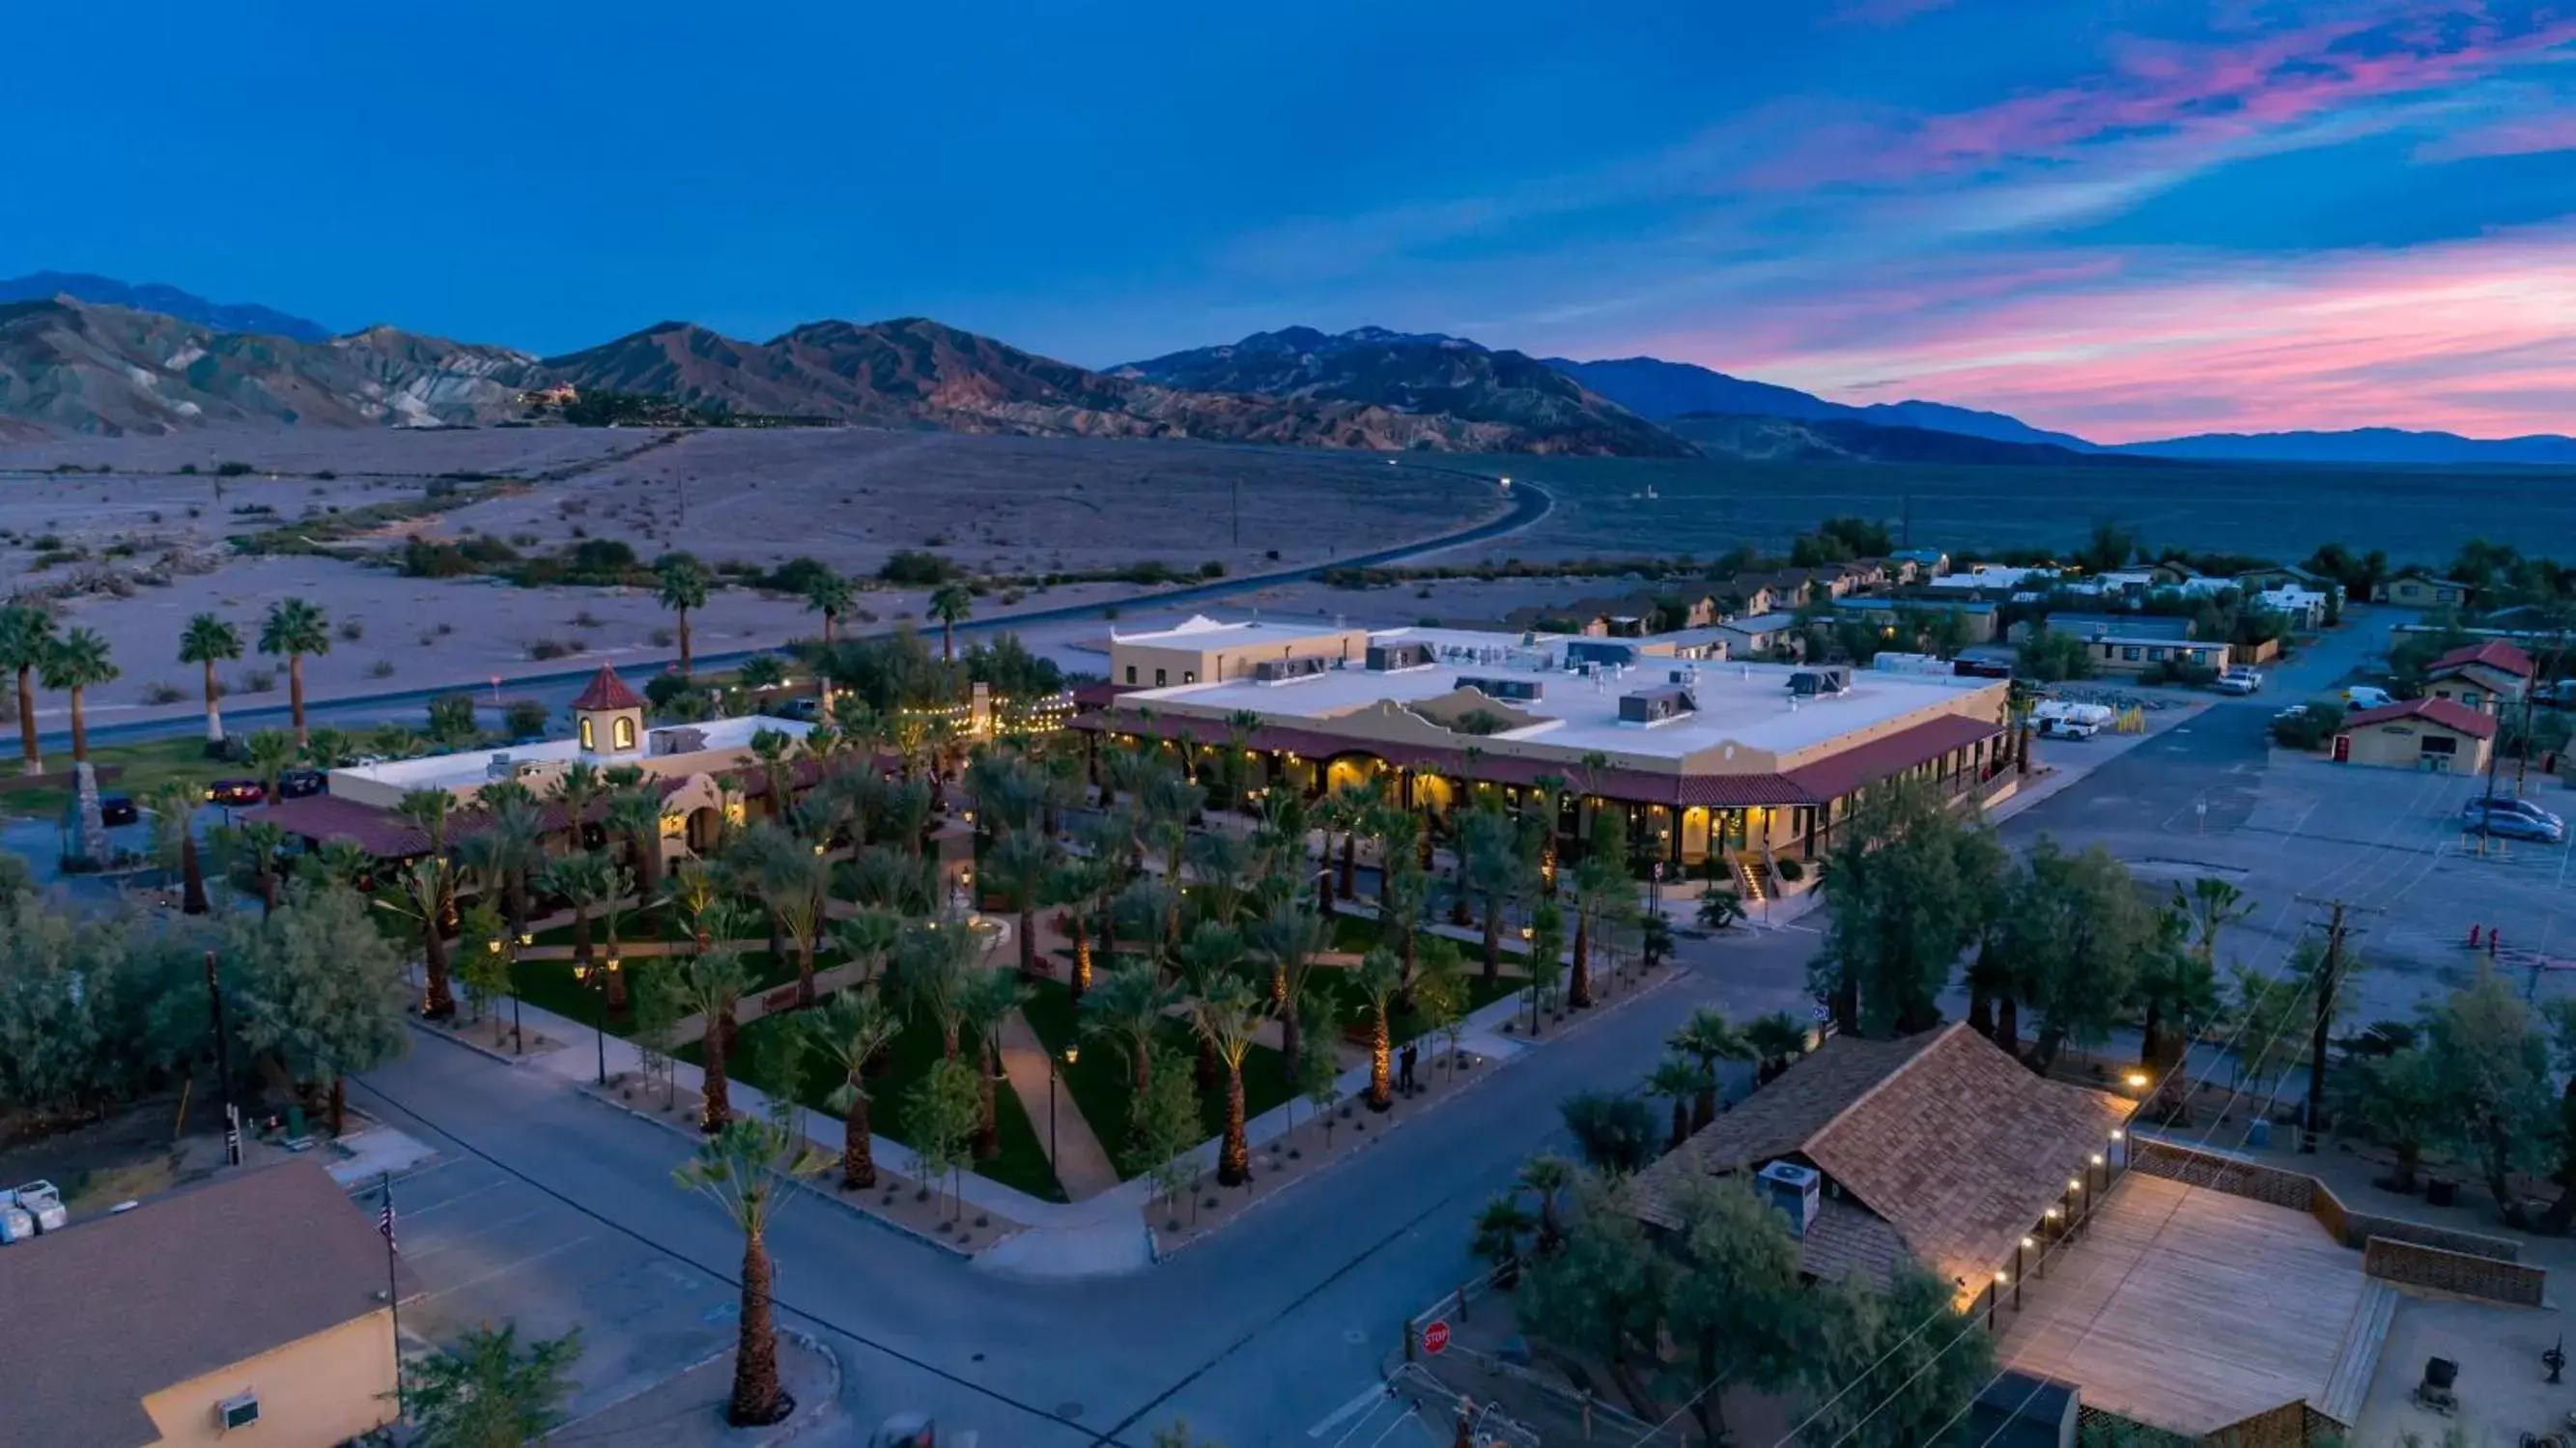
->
left=2001, top=693, right=2576, bottom=1025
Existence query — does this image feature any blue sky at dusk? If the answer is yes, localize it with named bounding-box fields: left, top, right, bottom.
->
left=7, top=0, right=2572, bottom=440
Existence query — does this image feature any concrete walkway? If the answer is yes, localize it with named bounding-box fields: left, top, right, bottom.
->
left=995, top=1008, right=1121, bottom=1199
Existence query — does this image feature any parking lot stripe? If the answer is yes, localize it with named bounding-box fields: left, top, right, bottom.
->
left=399, top=1178, right=513, bottom=1219
left=401, top=1203, right=567, bottom=1259
left=411, top=1233, right=599, bottom=1304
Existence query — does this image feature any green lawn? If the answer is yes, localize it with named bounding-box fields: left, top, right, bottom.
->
left=1018, top=977, right=1298, bottom=1178
left=1326, top=910, right=1527, bottom=964
left=509, top=947, right=803, bottom=1038
left=684, top=1005, right=1065, bottom=1202
left=1316, top=959, right=1519, bottom=1049
left=0, top=735, right=230, bottom=818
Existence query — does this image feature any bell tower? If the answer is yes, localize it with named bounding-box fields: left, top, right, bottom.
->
left=569, top=665, right=645, bottom=755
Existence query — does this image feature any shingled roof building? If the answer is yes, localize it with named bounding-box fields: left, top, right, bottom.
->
left=0, top=1160, right=404, bottom=1448
left=1631, top=1023, right=2131, bottom=1302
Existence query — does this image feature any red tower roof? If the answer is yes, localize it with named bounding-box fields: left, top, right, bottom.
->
left=569, top=665, right=643, bottom=712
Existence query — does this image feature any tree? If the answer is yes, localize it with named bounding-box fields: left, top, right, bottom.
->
left=752, top=837, right=829, bottom=1008
left=830, top=908, right=902, bottom=988
left=671, top=1118, right=805, bottom=1428
left=604, top=787, right=666, bottom=911
left=1662, top=1175, right=1816, bottom=1445
left=148, top=781, right=210, bottom=914
left=803, top=985, right=902, bottom=1190
left=178, top=612, right=243, bottom=753
left=541, top=851, right=628, bottom=1011
left=1353, top=948, right=1401, bottom=1112
left=928, top=582, right=974, bottom=663
left=1568, top=812, right=1628, bottom=1009
left=1810, top=777, right=2006, bottom=1036
left=1559, top=1089, right=1656, bottom=1172
left=1668, top=1008, right=1752, bottom=1130
left=1457, top=807, right=1530, bottom=990
left=244, top=727, right=297, bottom=804
left=1646, top=1054, right=1712, bottom=1150
left=41, top=627, right=118, bottom=765
left=458, top=796, right=545, bottom=944
left=1745, top=1009, right=1811, bottom=1085
left=1297, top=995, right=1342, bottom=1139
left=631, top=959, right=680, bottom=1106
left=1045, top=856, right=1109, bottom=999
left=1472, top=1192, right=1536, bottom=1280
left=398, top=1322, right=583, bottom=1448
left=1256, top=900, right=1326, bottom=1072
left=1523, top=897, right=1566, bottom=1033
left=0, top=606, right=57, bottom=775
left=801, top=569, right=855, bottom=647
left=909, top=1056, right=983, bottom=1219
left=229, top=881, right=411, bottom=1136
left=675, top=942, right=754, bottom=1131
left=2420, top=969, right=2557, bottom=1229
left=1518, top=1153, right=1573, bottom=1255
left=657, top=556, right=712, bottom=677
left=384, top=857, right=462, bottom=1020
left=258, top=597, right=332, bottom=748
left=1992, top=838, right=2155, bottom=1072
left=426, top=693, right=478, bottom=748
left=2132, top=907, right=2218, bottom=1072
left=1128, top=1047, right=1202, bottom=1219
left=1085, top=961, right=1175, bottom=1093
left=985, top=829, right=1058, bottom=979
left=1803, top=1264, right=1996, bottom=1448
left=237, top=820, right=289, bottom=916
left=2337, top=1046, right=2445, bottom=1194
left=1192, top=977, right=1268, bottom=1186
left=959, top=969, right=1028, bottom=1158
left=1517, top=1173, right=1670, bottom=1415
left=893, top=917, right=976, bottom=1061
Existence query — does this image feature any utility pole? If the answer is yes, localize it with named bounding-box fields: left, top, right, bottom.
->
left=204, top=950, right=240, bottom=1167
left=2295, top=896, right=2379, bottom=1150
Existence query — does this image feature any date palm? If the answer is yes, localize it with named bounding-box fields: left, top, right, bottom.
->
left=0, top=606, right=57, bottom=775
left=548, top=758, right=605, bottom=845
left=243, top=728, right=297, bottom=804
left=674, top=940, right=754, bottom=1131
left=755, top=838, right=829, bottom=1008
left=1082, top=960, right=1174, bottom=1093
left=604, top=787, right=665, bottom=909
left=927, top=582, right=973, bottom=662
left=1744, top=1009, right=1811, bottom=1085
left=148, top=780, right=210, bottom=914
left=1175, top=921, right=1245, bottom=1087
left=1458, top=807, right=1529, bottom=991
left=460, top=794, right=547, bottom=943
left=801, top=569, right=855, bottom=646
left=893, top=917, right=976, bottom=1060
left=958, top=970, right=1029, bottom=1158
left=541, top=850, right=625, bottom=1008
left=671, top=1117, right=801, bottom=1427
left=41, top=628, right=118, bottom=765
left=1353, top=949, right=1401, bottom=1112
left=1647, top=1054, right=1712, bottom=1150
left=178, top=612, right=242, bottom=753
left=830, top=908, right=902, bottom=988
left=985, top=829, right=1058, bottom=979
left=236, top=820, right=288, bottom=916
left=1667, top=1008, right=1752, bottom=1130
left=302, top=724, right=357, bottom=769
left=656, top=556, right=711, bottom=678
left=1045, top=856, right=1109, bottom=999
left=385, top=857, right=461, bottom=1019
left=802, top=985, right=901, bottom=1189
left=1256, top=900, right=1327, bottom=1073
left=1192, top=977, right=1268, bottom=1186
left=1516, top=1153, right=1573, bottom=1255
left=257, top=597, right=331, bottom=749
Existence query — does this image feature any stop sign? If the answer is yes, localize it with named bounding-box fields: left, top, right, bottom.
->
left=1423, top=1320, right=1452, bottom=1355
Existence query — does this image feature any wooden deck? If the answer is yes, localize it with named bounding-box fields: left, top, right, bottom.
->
left=1994, top=1172, right=2371, bottom=1437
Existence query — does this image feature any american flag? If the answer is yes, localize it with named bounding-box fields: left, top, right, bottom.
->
left=378, top=1177, right=397, bottom=1254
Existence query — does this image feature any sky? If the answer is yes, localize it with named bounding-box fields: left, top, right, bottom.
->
left=5, top=0, right=2573, bottom=442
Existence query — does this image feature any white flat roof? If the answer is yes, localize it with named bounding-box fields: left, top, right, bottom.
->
left=1128, top=626, right=1996, bottom=760
left=1110, top=614, right=1354, bottom=647
left=333, top=714, right=812, bottom=793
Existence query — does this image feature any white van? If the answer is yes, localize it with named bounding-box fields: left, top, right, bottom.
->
left=2341, top=686, right=2395, bottom=709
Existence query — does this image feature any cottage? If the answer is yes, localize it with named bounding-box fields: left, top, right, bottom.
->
left=2040, top=612, right=2226, bottom=677
left=2375, top=571, right=2474, bottom=609
left=2335, top=697, right=2496, bottom=772
left=1892, top=547, right=1951, bottom=579
left=1835, top=596, right=1999, bottom=645
left=2422, top=639, right=2534, bottom=715
left=1715, top=610, right=1802, bottom=660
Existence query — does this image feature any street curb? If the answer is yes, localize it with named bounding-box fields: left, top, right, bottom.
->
left=752, top=1331, right=845, bottom=1448
left=407, top=1014, right=562, bottom=1067
left=569, top=1082, right=981, bottom=1263
left=1148, top=966, right=1681, bottom=1263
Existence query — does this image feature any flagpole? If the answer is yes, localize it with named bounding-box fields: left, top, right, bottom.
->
left=381, top=1171, right=404, bottom=1422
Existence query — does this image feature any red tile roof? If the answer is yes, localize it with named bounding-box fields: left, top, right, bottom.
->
left=1782, top=713, right=2005, bottom=804
left=570, top=665, right=644, bottom=712
left=2341, top=696, right=2497, bottom=739
left=2427, top=639, right=2535, bottom=680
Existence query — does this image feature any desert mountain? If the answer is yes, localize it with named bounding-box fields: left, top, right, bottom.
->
left=0, top=271, right=330, bottom=344
left=1118, top=327, right=1695, bottom=458
left=2106, top=427, right=2576, bottom=466
left=1660, top=412, right=2159, bottom=468
left=1546, top=355, right=2097, bottom=450
left=0, top=298, right=542, bottom=436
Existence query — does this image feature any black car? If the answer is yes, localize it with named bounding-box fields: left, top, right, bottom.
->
left=97, top=794, right=138, bottom=827
left=278, top=768, right=327, bottom=799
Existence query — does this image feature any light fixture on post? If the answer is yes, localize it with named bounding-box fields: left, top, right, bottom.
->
left=2020, top=1235, right=2035, bottom=1290
left=1991, top=1269, right=2008, bottom=1328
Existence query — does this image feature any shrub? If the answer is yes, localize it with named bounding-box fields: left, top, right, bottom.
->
left=237, top=669, right=278, bottom=694
left=1775, top=859, right=1805, bottom=883
left=504, top=699, right=551, bottom=740
left=314, top=469, right=336, bottom=481
left=1199, top=560, right=1226, bottom=579
left=369, top=660, right=397, bottom=678
left=878, top=550, right=959, bottom=587
left=527, top=639, right=575, bottom=661
left=643, top=673, right=694, bottom=709
left=213, top=461, right=255, bottom=477
left=178, top=463, right=198, bottom=475
left=337, top=619, right=364, bottom=642
left=140, top=681, right=185, bottom=706
left=2271, top=700, right=2346, bottom=752
left=649, top=627, right=674, bottom=647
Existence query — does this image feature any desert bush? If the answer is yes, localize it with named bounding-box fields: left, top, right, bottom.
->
left=237, top=669, right=278, bottom=694
left=214, top=461, right=255, bottom=477
left=370, top=660, right=397, bottom=678
left=527, top=639, right=575, bottom=661
left=504, top=699, right=550, bottom=740
left=338, top=620, right=364, bottom=642
left=140, top=681, right=184, bottom=706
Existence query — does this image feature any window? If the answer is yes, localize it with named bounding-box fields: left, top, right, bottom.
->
left=1125, top=666, right=1137, bottom=684
left=2122, top=646, right=2140, bottom=662
left=613, top=716, right=636, bottom=750
left=1183, top=670, right=1196, bottom=684
left=2421, top=734, right=2458, bottom=755
left=1154, top=668, right=1168, bottom=687
left=579, top=717, right=595, bottom=751
left=2147, top=647, right=2167, bottom=662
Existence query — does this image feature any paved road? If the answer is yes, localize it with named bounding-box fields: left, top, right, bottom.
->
left=55, top=472, right=1551, bottom=753
left=353, top=915, right=1811, bottom=1446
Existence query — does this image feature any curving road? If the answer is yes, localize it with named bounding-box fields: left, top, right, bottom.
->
left=60, top=470, right=1551, bottom=752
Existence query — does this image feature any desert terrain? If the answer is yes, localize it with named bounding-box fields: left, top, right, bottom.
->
left=0, top=426, right=1506, bottom=733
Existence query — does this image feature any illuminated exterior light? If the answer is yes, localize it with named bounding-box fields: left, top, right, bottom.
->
left=2125, top=1071, right=2149, bottom=1089
left=2021, top=1236, right=2035, bottom=1250
left=2067, top=1178, right=2081, bottom=1192
left=2090, top=1152, right=2105, bottom=1167
left=2109, top=1128, right=2125, bottom=1142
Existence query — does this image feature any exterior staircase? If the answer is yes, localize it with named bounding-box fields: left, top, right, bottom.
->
left=1732, top=853, right=1769, bottom=906
left=2314, top=1280, right=2399, bottom=1430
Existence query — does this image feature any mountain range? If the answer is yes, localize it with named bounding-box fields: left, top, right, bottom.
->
left=0, top=272, right=2566, bottom=468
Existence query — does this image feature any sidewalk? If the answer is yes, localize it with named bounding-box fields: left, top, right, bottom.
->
left=994, top=1008, right=1120, bottom=1198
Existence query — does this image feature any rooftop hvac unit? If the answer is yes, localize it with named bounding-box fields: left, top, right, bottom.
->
left=215, top=1391, right=261, bottom=1433
left=1619, top=685, right=1696, bottom=724
left=1756, top=1160, right=1821, bottom=1237
left=1366, top=641, right=1435, bottom=672
left=1253, top=656, right=1332, bottom=684
left=1456, top=675, right=1543, bottom=702
left=1788, top=667, right=1852, bottom=697
left=483, top=753, right=517, bottom=781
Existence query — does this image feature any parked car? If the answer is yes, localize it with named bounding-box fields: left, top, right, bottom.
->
left=2462, top=800, right=2564, bottom=842
left=278, top=768, right=326, bottom=799
left=206, top=779, right=266, bottom=807
left=2213, top=667, right=2265, bottom=696
left=97, top=794, right=138, bottom=827
left=2341, top=685, right=2395, bottom=709
left=766, top=696, right=824, bottom=723
left=2476, top=794, right=2563, bottom=831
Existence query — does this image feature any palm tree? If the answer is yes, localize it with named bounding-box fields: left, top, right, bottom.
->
left=388, top=857, right=461, bottom=1019
left=657, top=557, right=711, bottom=677
left=1192, top=977, right=1268, bottom=1186
left=243, top=728, right=297, bottom=804
left=0, top=606, right=57, bottom=775
left=802, top=986, right=901, bottom=1189
left=604, top=788, right=665, bottom=910
left=1174, top=921, right=1245, bottom=1087
left=1045, top=857, right=1108, bottom=1000
left=41, top=628, right=118, bottom=765
left=1081, top=961, right=1174, bottom=1093
left=801, top=569, right=856, bottom=646
left=985, top=829, right=1058, bottom=979
left=549, top=758, right=606, bottom=845
left=397, top=787, right=457, bottom=860
left=894, top=918, right=976, bottom=1060
left=1257, top=900, right=1327, bottom=1072
left=1646, top=1054, right=1711, bottom=1150
left=748, top=727, right=797, bottom=822
left=1457, top=807, right=1528, bottom=990
left=1568, top=847, right=1624, bottom=1010
left=755, top=841, right=829, bottom=1008
left=1744, top=1010, right=1811, bottom=1085
left=178, top=612, right=242, bottom=754
left=830, top=908, right=902, bottom=987
left=2178, top=876, right=2254, bottom=970
left=1354, top=949, right=1401, bottom=1112
left=927, top=582, right=973, bottom=662
left=302, top=725, right=356, bottom=768
left=257, top=597, right=331, bottom=749
left=671, top=1118, right=801, bottom=1427
left=461, top=795, right=546, bottom=943
left=675, top=941, right=754, bottom=1131
left=1667, top=1008, right=1752, bottom=1130
left=149, top=781, right=210, bottom=913
left=1516, top=1153, right=1573, bottom=1255
left=958, top=970, right=1029, bottom=1158
left=541, top=850, right=624, bottom=1008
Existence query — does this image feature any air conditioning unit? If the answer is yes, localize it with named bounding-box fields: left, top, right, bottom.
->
left=1456, top=675, right=1543, bottom=702
left=1756, top=1160, right=1821, bottom=1237
left=216, top=1391, right=261, bottom=1432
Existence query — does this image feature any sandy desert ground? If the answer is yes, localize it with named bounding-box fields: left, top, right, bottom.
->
left=0, top=426, right=1507, bottom=729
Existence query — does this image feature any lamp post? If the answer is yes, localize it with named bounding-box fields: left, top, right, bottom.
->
left=2090, top=1150, right=2108, bottom=1197
left=1990, top=1270, right=2006, bottom=1329
left=2015, top=1236, right=2031, bottom=1306
left=1050, top=1045, right=1079, bottom=1170
left=574, top=957, right=609, bottom=1086
left=515, top=932, right=532, bottom=1052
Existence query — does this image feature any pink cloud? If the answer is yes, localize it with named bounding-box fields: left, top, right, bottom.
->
left=1740, top=4, right=2576, bottom=188
left=1826, top=0, right=1958, bottom=25
left=1629, top=227, right=2576, bottom=442
left=2415, top=110, right=2576, bottom=158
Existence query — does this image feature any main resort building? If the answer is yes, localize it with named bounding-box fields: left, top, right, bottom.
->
left=1078, top=617, right=2021, bottom=880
